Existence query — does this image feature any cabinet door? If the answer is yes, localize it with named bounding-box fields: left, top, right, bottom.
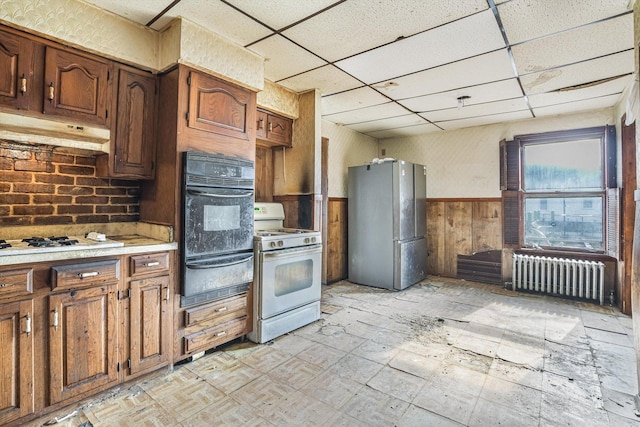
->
left=0, top=300, right=34, bottom=425
left=43, top=47, right=110, bottom=126
left=187, top=71, right=252, bottom=141
left=49, top=285, right=118, bottom=405
left=113, top=68, right=157, bottom=178
left=127, top=275, right=170, bottom=376
left=256, top=109, right=268, bottom=140
left=0, top=30, right=35, bottom=110
left=266, top=113, right=292, bottom=146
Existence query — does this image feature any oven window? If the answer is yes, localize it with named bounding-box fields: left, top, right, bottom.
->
left=275, top=259, right=313, bottom=296
left=204, top=205, right=240, bottom=231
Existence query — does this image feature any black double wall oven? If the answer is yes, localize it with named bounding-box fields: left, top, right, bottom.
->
left=181, top=151, right=254, bottom=307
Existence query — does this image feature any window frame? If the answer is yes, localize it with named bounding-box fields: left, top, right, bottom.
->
left=501, top=126, right=617, bottom=256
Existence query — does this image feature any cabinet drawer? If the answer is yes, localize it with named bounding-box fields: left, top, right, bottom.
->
left=0, top=267, right=33, bottom=300
left=129, top=252, right=169, bottom=277
left=184, top=293, right=247, bottom=328
left=184, top=317, right=247, bottom=354
left=51, top=259, right=120, bottom=290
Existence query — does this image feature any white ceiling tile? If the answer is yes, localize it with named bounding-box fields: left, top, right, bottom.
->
left=435, top=110, right=533, bottom=130
left=81, top=0, right=161, bottom=25
left=374, top=49, right=516, bottom=100
left=421, top=98, right=530, bottom=122
left=520, top=50, right=634, bottom=95
left=528, top=75, right=631, bottom=108
left=532, top=94, right=623, bottom=117
left=227, top=0, right=338, bottom=30
left=282, top=0, right=488, bottom=63
left=335, top=9, right=505, bottom=83
left=148, top=0, right=273, bottom=43
left=277, top=65, right=363, bottom=95
left=247, top=35, right=326, bottom=82
left=347, top=114, right=430, bottom=133
left=321, top=87, right=389, bottom=115
left=511, top=14, right=633, bottom=75
left=498, top=0, right=632, bottom=44
left=324, top=102, right=410, bottom=125
left=399, top=79, right=523, bottom=112
left=369, top=123, right=442, bottom=139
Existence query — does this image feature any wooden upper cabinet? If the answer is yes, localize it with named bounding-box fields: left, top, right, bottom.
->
left=0, top=29, right=37, bottom=110
left=97, top=66, right=157, bottom=179
left=256, top=108, right=293, bottom=148
left=186, top=71, right=252, bottom=141
left=43, top=47, right=110, bottom=126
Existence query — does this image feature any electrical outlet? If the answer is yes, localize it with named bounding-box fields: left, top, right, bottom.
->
left=381, top=148, right=386, bottom=156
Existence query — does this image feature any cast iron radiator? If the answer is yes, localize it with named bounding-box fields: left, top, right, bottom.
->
left=512, top=254, right=604, bottom=305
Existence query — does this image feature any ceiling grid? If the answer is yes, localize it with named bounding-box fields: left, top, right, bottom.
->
left=84, top=0, right=635, bottom=138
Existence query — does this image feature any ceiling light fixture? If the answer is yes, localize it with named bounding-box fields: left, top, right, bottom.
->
left=457, top=95, right=471, bottom=109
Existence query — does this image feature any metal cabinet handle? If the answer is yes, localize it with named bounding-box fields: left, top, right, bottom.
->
left=257, top=118, right=264, bottom=130
left=163, top=286, right=170, bottom=302
left=268, top=121, right=273, bottom=132
left=77, top=271, right=99, bottom=279
left=20, top=74, right=27, bottom=94
left=215, top=306, right=228, bottom=313
left=0, top=283, right=8, bottom=288
left=144, top=262, right=160, bottom=267
left=52, top=308, right=59, bottom=331
left=25, top=312, right=31, bottom=336
left=214, top=330, right=227, bottom=337
left=48, top=82, right=54, bottom=101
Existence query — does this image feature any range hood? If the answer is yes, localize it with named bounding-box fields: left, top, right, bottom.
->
left=0, top=112, right=111, bottom=153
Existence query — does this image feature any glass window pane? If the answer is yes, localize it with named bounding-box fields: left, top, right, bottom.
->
left=523, top=139, right=602, bottom=191
left=524, top=196, right=603, bottom=250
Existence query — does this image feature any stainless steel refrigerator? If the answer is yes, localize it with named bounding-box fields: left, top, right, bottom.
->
left=348, top=160, right=428, bottom=290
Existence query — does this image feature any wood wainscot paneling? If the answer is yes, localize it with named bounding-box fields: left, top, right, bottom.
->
left=427, top=198, right=503, bottom=282
left=327, top=198, right=348, bottom=283
left=255, top=146, right=274, bottom=202
left=273, top=194, right=314, bottom=229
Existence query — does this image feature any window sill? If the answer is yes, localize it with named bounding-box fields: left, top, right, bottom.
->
left=515, top=248, right=616, bottom=262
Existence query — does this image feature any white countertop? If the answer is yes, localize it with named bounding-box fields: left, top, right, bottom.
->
left=0, top=223, right=177, bottom=266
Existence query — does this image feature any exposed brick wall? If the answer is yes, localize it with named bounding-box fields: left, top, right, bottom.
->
left=0, top=140, right=140, bottom=226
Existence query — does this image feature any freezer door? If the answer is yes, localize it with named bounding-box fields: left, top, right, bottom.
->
left=348, top=163, right=394, bottom=289
left=394, top=238, right=428, bottom=290
left=394, top=161, right=416, bottom=241
left=414, top=164, right=427, bottom=238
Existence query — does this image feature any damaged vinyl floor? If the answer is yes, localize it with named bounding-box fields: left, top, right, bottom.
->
left=26, top=277, right=640, bottom=426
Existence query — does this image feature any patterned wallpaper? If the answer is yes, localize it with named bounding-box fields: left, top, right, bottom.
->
left=274, top=91, right=319, bottom=195
left=257, top=80, right=300, bottom=119
left=380, top=108, right=616, bottom=198
left=172, top=18, right=264, bottom=91
left=322, top=120, right=378, bottom=198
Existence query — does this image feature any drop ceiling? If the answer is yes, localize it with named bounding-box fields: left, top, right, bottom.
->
left=82, top=0, right=635, bottom=139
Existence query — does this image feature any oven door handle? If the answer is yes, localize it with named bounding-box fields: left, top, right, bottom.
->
left=187, top=189, right=253, bottom=198
left=262, top=245, right=322, bottom=259
left=186, top=254, right=253, bottom=269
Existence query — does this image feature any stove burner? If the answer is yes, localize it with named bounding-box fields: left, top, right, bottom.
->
left=58, top=239, right=79, bottom=246
left=21, top=236, right=79, bottom=247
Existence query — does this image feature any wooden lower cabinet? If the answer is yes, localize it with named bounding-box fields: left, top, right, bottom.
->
left=0, top=299, right=34, bottom=425
left=0, top=250, right=174, bottom=425
left=48, top=284, right=119, bottom=405
left=180, top=291, right=250, bottom=357
left=126, top=275, right=170, bottom=377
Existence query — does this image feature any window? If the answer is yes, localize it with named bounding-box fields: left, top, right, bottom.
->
left=501, top=126, right=617, bottom=253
